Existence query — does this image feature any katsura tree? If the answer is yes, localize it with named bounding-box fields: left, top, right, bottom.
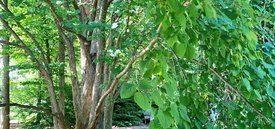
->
left=0, top=0, right=274, bottom=129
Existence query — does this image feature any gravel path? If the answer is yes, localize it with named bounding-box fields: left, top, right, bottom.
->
left=112, top=125, right=149, bottom=129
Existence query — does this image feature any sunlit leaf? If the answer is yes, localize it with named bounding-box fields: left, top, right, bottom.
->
left=157, top=109, right=173, bottom=128
left=120, top=83, right=136, bottom=99
left=134, top=92, right=151, bottom=110
left=242, top=78, right=252, bottom=92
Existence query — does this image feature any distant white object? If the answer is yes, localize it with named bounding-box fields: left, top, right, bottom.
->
left=111, top=23, right=119, bottom=29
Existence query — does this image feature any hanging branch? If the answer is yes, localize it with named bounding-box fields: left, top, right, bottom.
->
left=88, top=24, right=162, bottom=129
left=193, top=59, right=272, bottom=124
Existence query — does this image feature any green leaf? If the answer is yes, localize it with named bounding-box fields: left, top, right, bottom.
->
left=262, top=61, right=274, bottom=69
left=152, top=90, right=163, bottom=108
left=189, top=3, right=199, bottom=18
left=161, top=16, right=170, bottom=32
left=220, top=48, right=226, bottom=58
left=174, top=12, right=186, bottom=29
left=222, top=8, right=239, bottom=20
left=186, top=29, right=198, bottom=44
left=173, top=43, right=187, bottom=58
left=149, top=120, right=161, bottom=129
left=242, top=78, right=252, bottom=92
left=266, top=85, right=275, bottom=99
left=203, top=1, right=217, bottom=19
left=167, top=35, right=177, bottom=47
left=156, top=8, right=165, bottom=24
left=185, top=44, right=196, bottom=60
left=0, top=12, right=12, bottom=19
left=11, top=0, right=23, bottom=6
left=166, top=0, right=183, bottom=13
left=120, top=83, right=136, bottom=99
left=14, top=14, right=25, bottom=21
left=138, top=79, right=153, bottom=91
left=179, top=105, right=191, bottom=123
left=195, top=120, right=202, bottom=129
left=183, top=121, right=190, bottom=129
left=164, top=84, right=175, bottom=98
left=134, top=92, right=151, bottom=110
left=255, top=66, right=266, bottom=79
left=244, top=30, right=258, bottom=42
left=170, top=103, right=180, bottom=124
left=254, top=90, right=262, bottom=100
left=242, top=29, right=257, bottom=50
left=157, top=109, right=173, bottom=128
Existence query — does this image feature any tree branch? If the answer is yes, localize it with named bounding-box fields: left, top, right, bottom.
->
left=88, top=24, right=162, bottom=129
left=0, top=0, right=51, bottom=76
left=0, top=14, right=64, bottom=127
left=193, top=59, right=272, bottom=124
left=44, top=0, right=89, bottom=44
left=54, top=18, right=82, bottom=128
left=0, top=40, right=22, bottom=48
left=0, top=103, right=53, bottom=117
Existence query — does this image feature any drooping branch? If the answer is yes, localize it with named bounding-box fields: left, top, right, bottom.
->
left=88, top=24, right=162, bottom=129
left=193, top=59, right=272, bottom=124
left=0, top=103, right=53, bottom=117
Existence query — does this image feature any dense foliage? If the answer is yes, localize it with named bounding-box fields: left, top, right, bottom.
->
left=112, top=98, right=143, bottom=127
left=0, top=0, right=274, bottom=129
left=120, top=0, right=274, bottom=128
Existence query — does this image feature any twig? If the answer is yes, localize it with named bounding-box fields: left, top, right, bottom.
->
left=193, top=59, right=272, bottom=124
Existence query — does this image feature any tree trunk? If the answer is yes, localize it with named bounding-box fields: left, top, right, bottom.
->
left=103, top=95, right=114, bottom=129
left=35, top=72, right=42, bottom=125
left=57, top=40, right=66, bottom=129
left=1, top=43, right=10, bottom=129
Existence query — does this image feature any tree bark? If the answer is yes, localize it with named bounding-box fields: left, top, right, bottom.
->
left=103, top=96, right=114, bottom=129
left=1, top=43, right=10, bottom=129
left=0, top=0, right=10, bottom=128
left=57, top=40, right=66, bottom=128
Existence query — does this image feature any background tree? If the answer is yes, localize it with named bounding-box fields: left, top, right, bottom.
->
left=0, top=0, right=10, bottom=127
left=0, top=0, right=273, bottom=129
left=1, top=40, right=10, bottom=129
